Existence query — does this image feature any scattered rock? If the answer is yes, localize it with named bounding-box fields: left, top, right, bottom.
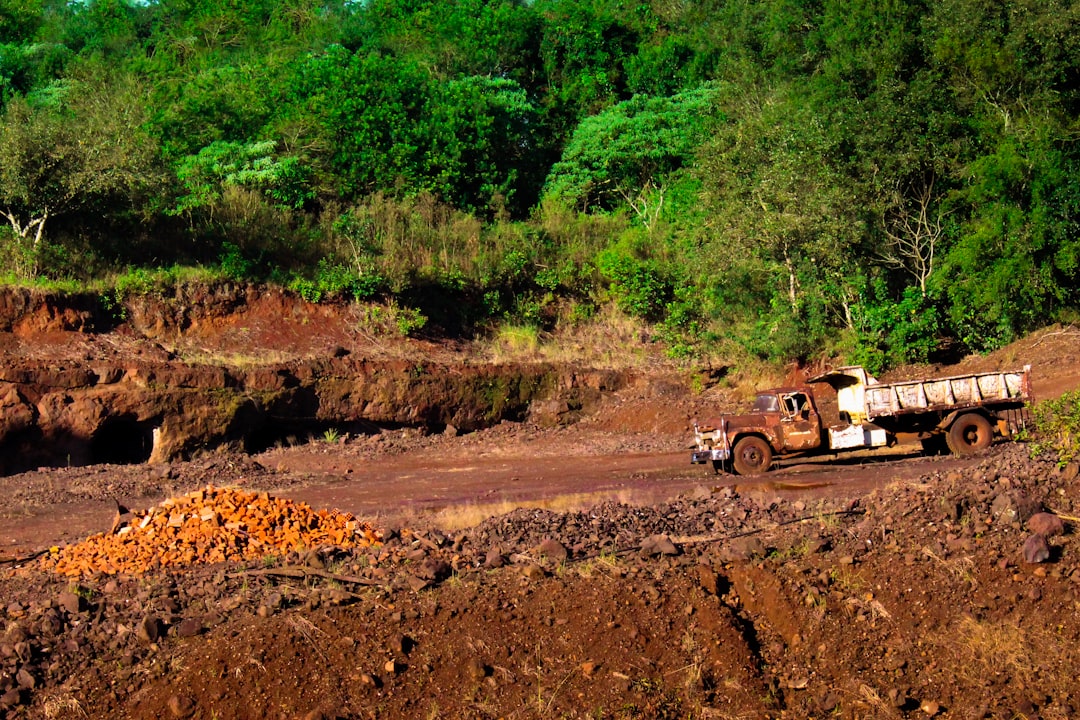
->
left=416, top=558, right=452, bottom=582
left=167, top=694, right=195, bottom=718
left=723, top=536, right=766, bottom=561
left=1023, top=534, right=1051, bottom=564
left=174, top=618, right=203, bottom=638
left=15, top=668, right=35, bottom=690
left=137, top=615, right=163, bottom=644
left=0, top=689, right=22, bottom=710
left=57, top=590, right=83, bottom=615
left=534, top=538, right=569, bottom=562
left=1027, top=512, right=1065, bottom=537
left=406, top=576, right=431, bottom=592
left=639, top=534, right=679, bottom=557
left=484, top=548, right=506, bottom=568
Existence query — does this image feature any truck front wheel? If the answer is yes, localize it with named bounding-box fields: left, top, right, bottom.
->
left=733, top=436, right=773, bottom=475
left=946, top=413, right=994, bottom=455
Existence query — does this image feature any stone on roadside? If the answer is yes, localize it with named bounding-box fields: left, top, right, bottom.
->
left=484, top=548, right=506, bottom=568
left=167, top=694, right=195, bottom=718
left=639, top=534, right=679, bottom=557
left=521, top=564, right=547, bottom=581
left=174, top=618, right=203, bottom=638
left=991, top=493, right=1020, bottom=523
left=15, top=669, right=34, bottom=690
left=137, top=615, right=163, bottom=644
left=1027, top=512, right=1065, bottom=537
left=1023, top=534, right=1051, bottom=564
left=0, top=689, right=22, bottom=710
left=406, top=575, right=430, bottom=592
left=57, top=590, right=83, bottom=615
left=722, top=536, right=766, bottom=562
left=417, top=558, right=451, bottom=582
left=535, top=538, right=569, bottom=563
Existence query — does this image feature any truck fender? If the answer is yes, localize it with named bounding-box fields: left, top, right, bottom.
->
left=937, top=408, right=994, bottom=431
left=738, top=428, right=781, bottom=450
left=936, top=410, right=963, bottom=430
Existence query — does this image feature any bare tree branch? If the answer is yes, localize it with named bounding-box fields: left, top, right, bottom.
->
left=879, top=176, right=948, bottom=295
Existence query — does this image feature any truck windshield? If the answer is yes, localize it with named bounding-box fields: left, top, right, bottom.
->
left=752, top=394, right=780, bottom=413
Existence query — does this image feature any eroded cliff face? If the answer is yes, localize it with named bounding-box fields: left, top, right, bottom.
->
left=0, top=286, right=628, bottom=474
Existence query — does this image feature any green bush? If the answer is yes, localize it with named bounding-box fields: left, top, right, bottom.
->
left=850, top=284, right=944, bottom=374
left=287, top=258, right=385, bottom=303
left=1031, top=390, right=1080, bottom=467
left=596, top=247, right=671, bottom=322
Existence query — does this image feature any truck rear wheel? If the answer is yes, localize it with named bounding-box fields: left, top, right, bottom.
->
left=946, top=413, right=994, bottom=455
left=732, top=436, right=772, bottom=475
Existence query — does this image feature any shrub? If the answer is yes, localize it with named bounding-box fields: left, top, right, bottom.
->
left=1031, top=390, right=1080, bottom=467
left=596, top=247, right=671, bottom=322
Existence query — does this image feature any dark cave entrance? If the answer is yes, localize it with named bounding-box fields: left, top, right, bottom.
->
left=91, top=416, right=157, bottom=465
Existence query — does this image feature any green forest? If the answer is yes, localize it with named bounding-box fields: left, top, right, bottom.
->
left=1, top=0, right=1078, bottom=368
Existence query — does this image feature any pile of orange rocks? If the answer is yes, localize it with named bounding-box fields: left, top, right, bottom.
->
left=44, top=486, right=382, bottom=576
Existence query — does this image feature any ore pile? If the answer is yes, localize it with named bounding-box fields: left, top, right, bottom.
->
left=42, top=486, right=382, bottom=576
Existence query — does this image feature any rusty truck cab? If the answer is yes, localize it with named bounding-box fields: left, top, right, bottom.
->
left=693, top=386, right=825, bottom=475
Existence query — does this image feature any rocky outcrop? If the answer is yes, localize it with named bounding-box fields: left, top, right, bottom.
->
left=0, top=348, right=628, bottom=476
left=0, top=285, right=634, bottom=474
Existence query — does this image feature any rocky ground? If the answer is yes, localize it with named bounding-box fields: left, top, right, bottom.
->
left=2, top=288, right=1080, bottom=719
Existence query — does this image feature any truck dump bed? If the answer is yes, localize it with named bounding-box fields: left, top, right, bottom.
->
left=809, top=366, right=1032, bottom=423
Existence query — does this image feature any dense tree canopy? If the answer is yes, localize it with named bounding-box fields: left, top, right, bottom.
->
left=0, top=0, right=1077, bottom=366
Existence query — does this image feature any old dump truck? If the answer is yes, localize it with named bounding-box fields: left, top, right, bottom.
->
left=691, top=365, right=1033, bottom=475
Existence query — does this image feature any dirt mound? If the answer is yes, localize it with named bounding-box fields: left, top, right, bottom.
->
left=43, top=487, right=382, bottom=576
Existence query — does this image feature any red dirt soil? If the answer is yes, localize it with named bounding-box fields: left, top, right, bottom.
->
left=2, top=291, right=1080, bottom=720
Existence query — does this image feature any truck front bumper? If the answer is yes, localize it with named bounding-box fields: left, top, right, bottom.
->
left=691, top=448, right=731, bottom=464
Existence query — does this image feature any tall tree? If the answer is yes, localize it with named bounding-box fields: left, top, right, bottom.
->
left=0, top=73, right=162, bottom=274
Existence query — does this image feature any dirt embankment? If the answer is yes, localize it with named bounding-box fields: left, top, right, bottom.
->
left=0, top=286, right=631, bottom=475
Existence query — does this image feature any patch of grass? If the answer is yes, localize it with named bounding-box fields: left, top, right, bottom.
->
left=322, top=427, right=342, bottom=444
left=42, top=694, right=87, bottom=719
left=946, top=615, right=1065, bottom=689
left=921, top=547, right=977, bottom=585
left=490, top=323, right=541, bottom=359
left=427, top=489, right=644, bottom=531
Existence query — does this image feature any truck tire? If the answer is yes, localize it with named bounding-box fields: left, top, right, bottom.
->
left=946, top=413, right=994, bottom=455
left=732, top=436, right=772, bottom=475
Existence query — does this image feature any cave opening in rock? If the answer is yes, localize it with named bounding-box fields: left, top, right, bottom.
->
left=91, top=416, right=157, bottom=465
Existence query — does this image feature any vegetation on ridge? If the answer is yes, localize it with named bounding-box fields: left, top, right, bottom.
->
left=1, top=0, right=1078, bottom=370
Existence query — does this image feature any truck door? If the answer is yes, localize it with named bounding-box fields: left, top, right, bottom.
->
left=779, top=392, right=822, bottom=451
